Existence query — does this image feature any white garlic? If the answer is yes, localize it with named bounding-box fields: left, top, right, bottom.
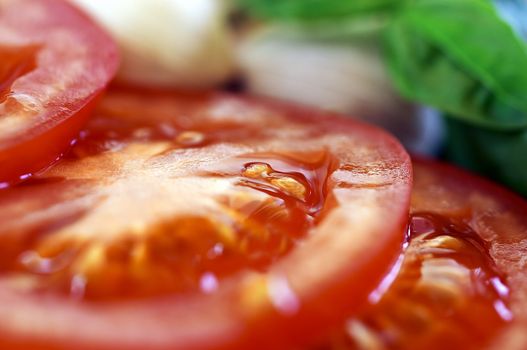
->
left=237, top=28, right=444, bottom=155
left=70, top=0, right=235, bottom=88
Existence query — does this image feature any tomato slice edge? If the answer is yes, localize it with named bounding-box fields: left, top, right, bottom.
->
left=0, top=0, right=119, bottom=184
left=0, top=88, right=412, bottom=350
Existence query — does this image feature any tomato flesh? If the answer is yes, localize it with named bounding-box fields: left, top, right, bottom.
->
left=8, top=149, right=336, bottom=301
left=0, top=0, right=119, bottom=185
left=0, top=88, right=411, bottom=349
left=313, top=159, right=527, bottom=350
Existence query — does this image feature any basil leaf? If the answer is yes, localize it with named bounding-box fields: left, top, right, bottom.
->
left=246, top=21, right=387, bottom=47
left=262, top=16, right=391, bottom=41
left=446, top=118, right=527, bottom=196
left=385, top=0, right=527, bottom=130
left=238, top=0, right=402, bottom=22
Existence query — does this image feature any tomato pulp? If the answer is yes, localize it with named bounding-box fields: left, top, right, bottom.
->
left=312, top=159, right=527, bottom=350
left=0, top=87, right=411, bottom=350
left=0, top=0, right=119, bottom=185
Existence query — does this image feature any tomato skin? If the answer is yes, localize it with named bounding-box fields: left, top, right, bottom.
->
left=0, top=87, right=412, bottom=350
left=0, top=0, right=119, bottom=185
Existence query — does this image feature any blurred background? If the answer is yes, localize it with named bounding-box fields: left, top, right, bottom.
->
left=71, top=0, right=527, bottom=195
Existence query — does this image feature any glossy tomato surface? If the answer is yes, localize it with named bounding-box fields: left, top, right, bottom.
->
left=312, top=159, right=527, bottom=350
left=0, top=87, right=411, bottom=350
left=0, top=0, right=119, bottom=185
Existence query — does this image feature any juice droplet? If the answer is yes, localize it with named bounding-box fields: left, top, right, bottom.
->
left=199, top=272, right=219, bottom=294
left=267, top=274, right=300, bottom=316
left=176, top=131, right=206, bottom=147
left=243, top=163, right=272, bottom=179
left=70, top=274, right=87, bottom=300
left=243, top=162, right=307, bottom=201
left=132, top=127, right=153, bottom=140
left=19, top=250, right=74, bottom=274
left=317, top=213, right=511, bottom=350
left=207, top=243, right=224, bottom=259
left=239, top=150, right=337, bottom=216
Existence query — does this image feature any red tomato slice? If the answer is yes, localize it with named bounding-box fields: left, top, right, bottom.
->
left=0, top=87, right=411, bottom=350
left=0, top=0, right=119, bottom=185
left=313, top=159, right=527, bottom=350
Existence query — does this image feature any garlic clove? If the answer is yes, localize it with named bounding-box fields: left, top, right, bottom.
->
left=71, top=0, right=236, bottom=88
left=237, top=28, right=444, bottom=155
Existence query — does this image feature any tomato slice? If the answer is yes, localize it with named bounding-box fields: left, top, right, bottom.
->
left=0, top=0, right=119, bottom=185
left=313, top=159, right=527, bottom=350
left=0, top=87, right=411, bottom=349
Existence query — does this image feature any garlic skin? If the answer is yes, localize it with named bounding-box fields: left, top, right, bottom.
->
left=70, top=0, right=235, bottom=88
left=237, top=29, right=444, bottom=154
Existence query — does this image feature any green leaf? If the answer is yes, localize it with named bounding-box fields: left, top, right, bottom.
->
left=446, top=118, right=527, bottom=196
left=263, top=16, right=391, bottom=42
left=385, top=0, right=527, bottom=130
left=238, top=0, right=402, bottom=22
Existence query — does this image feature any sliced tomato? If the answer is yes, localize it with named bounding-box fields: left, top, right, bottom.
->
left=0, top=0, right=119, bottom=185
left=313, top=159, right=527, bottom=350
left=0, top=87, right=411, bottom=350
